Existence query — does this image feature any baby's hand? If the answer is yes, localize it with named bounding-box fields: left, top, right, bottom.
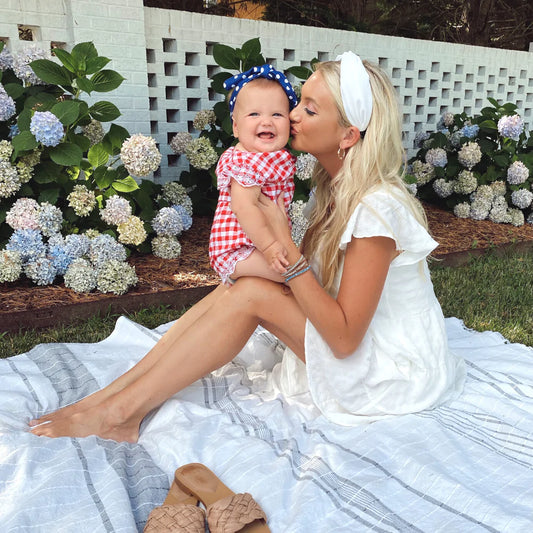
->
left=262, top=241, right=289, bottom=274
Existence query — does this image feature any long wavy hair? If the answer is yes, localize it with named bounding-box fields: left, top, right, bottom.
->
left=301, top=59, right=428, bottom=292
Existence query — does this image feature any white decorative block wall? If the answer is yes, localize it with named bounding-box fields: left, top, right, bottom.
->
left=1, top=1, right=532, bottom=185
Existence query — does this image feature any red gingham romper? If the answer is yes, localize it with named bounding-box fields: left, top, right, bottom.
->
left=209, top=146, right=296, bottom=282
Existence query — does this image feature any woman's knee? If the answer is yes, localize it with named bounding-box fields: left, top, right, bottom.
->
left=224, top=277, right=288, bottom=311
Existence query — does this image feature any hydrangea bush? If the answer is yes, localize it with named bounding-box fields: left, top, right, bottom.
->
left=406, top=99, right=533, bottom=226
left=0, top=41, right=193, bottom=293
left=171, top=38, right=315, bottom=216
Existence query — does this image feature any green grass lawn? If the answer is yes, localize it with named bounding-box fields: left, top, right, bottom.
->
left=1, top=248, right=532, bottom=358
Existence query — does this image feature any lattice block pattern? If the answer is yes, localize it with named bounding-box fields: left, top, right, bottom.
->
left=145, top=10, right=533, bottom=183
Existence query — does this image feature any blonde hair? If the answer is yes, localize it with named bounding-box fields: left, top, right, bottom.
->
left=301, top=59, right=428, bottom=292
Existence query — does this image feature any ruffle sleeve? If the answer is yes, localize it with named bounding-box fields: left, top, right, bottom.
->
left=339, top=190, right=438, bottom=266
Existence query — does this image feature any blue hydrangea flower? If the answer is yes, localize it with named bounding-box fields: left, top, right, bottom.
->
left=8, top=124, right=19, bottom=139
left=6, top=229, right=46, bottom=262
left=0, top=47, right=14, bottom=71
left=37, top=202, right=63, bottom=236
left=460, top=124, right=479, bottom=138
left=151, top=207, right=184, bottom=236
left=172, top=204, right=193, bottom=231
left=24, top=256, right=57, bottom=285
left=48, top=243, right=75, bottom=275
left=64, top=234, right=91, bottom=258
left=0, top=87, right=16, bottom=121
left=88, top=234, right=127, bottom=268
left=425, top=147, right=448, bottom=168
left=30, top=111, right=64, bottom=147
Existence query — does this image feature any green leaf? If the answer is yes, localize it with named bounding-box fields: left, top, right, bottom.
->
left=85, top=56, right=111, bottom=75
left=75, top=76, right=94, bottom=94
left=89, top=101, right=121, bottom=122
left=211, top=71, right=233, bottom=94
left=88, top=143, right=110, bottom=167
left=71, top=42, right=98, bottom=64
left=479, top=119, right=498, bottom=131
left=32, top=161, right=61, bottom=184
left=68, top=132, right=91, bottom=152
left=213, top=44, right=241, bottom=70
left=29, top=59, right=73, bottom=86
left=112, top=175, right=139, bottom=193
left=487, top=97, right=500, bottom=108
left=51, top=100, right=80, bottom=126
left=3, top=83, right=25, bottom=99
left=241, top=38, right=261, bottom=57
left=38, top=187, right=61, bottom=205
left=90, top=70, right=125, bottom=92
left=12, top=131, right=38, bottom=154
left=286, top=66, right=312, bottom=80
left=49, top=142, right=83, bottom=166
left=102, top=123, right=129, bottom=155
left=93, top=165, right=117, bottom=188
left=52, top=48, right=77, bottom=73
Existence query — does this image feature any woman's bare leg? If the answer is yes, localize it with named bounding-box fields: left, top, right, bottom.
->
left=29, top=284, right=228, bottom=426
left=232, top=250, right=285, bottom=283
left=30, top=278, right=306, bottom=442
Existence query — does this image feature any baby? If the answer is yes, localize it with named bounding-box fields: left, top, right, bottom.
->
left=209, top=64, right=298, bottom=284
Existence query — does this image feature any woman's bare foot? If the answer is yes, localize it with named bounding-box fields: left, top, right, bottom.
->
left=30, top=400, right=142, bottom=442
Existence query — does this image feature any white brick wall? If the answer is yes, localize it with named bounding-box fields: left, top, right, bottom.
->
left=1, top=1, right=532, bottom=184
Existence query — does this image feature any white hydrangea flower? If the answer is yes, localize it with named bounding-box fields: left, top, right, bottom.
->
left=0, top=140, right=13, bottom=161
left=193, top=109, right=216, bottom=130
left=458, top=142, right=482, bottom=169
left=288, top=200, right=309, bottom=246
left=425, top=147, right=447, bottom=168
left=411, top=160, right=435, bottom=185
left=117, top=215, right=147, bottom=246
left=184, top=137, right=219, bottom=170
left=295, top=153, right=317, bottom=181
left=432, top=178, right=454, bottom=198
left=510, top=189, right=533, bottom=209
left=490, top=180, right=507, bottom=197
left=67, top=184, right=97, bottom=216
left=151, top=235, right=182, bottom=259
left=0, top=160, right=21, bottom=198
left=81, top=119, right=105, bottom=146
left=170, top=132, right=193, bottom=154
left=100, top=195, right=132, bottom=225
left=120, top=133, right=162, bottom=177
left=97, top=259, right=138, bottom=295
left=506, top=161, right=529, bottom=185
left=508, top=208, right=525, bottom=227
left=0, top=250, right=22, bottom=283
left=64, top=258, right=98, bottom=293
left=453, top=202, right=470, bottom=218
left=453, top=170, right=477, bottom=195
left=489, top=196, right=511, bottom=224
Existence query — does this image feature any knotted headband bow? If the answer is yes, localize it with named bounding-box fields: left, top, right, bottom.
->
left=223, top=64, right=298, bottom=115
left=335, top=52, right=373, bottom=132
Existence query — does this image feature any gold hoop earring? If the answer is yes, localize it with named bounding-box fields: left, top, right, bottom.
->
left=337, top=147, right=346, bottom=160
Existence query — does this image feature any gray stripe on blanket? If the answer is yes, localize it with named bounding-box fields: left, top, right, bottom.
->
left=72, top=438, right=114, bottom=532
left=6, top=358, right=42, bottom=409
left=98, top=438, right=170, bottom=531
left=26, top=343, right=99, bottom=411
left=202, top=368, right=419, bottom=533
left=416, top=406, right=533, bottom=469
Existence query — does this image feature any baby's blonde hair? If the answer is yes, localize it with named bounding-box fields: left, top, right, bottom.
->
left=301, top=59, right=428, bottom=292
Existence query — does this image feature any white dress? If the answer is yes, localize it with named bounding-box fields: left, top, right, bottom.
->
left=273, top=189, right=466, bottom=425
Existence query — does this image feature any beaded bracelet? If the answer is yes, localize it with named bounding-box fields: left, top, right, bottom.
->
left=285, top=265, right=311, bottom=282
left=283, top=254, right=306, bottom=278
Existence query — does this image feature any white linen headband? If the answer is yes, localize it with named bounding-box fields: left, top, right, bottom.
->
left=335, top=51, right=373, bottom=132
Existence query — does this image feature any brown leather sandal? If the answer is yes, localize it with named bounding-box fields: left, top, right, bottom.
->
left=175, top=463, right=270, bottom=533
left=143, top=470, right=206, bottom=532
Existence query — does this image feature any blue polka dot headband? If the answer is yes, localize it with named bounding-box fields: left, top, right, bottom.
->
left=223, top=64, right=298, bottom=115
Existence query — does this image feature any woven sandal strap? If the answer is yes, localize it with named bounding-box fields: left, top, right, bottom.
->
left=143, top=503, right=205, bottom=532
left=206, top=492, right=266, bottom=533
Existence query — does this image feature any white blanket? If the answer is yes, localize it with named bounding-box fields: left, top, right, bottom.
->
left=1, top=317, right=532, bottom=532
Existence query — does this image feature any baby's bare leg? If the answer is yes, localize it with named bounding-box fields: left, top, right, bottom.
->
left=29, top=284, right=228, bottom=426
left=231, top=250, right=285, bottom=283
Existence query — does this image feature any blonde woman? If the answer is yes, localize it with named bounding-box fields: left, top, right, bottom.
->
left=30, top=52, right=464, bottom=441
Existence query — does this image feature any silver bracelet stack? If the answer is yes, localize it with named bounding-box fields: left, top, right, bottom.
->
left=283, top=254, right=310, bottom=283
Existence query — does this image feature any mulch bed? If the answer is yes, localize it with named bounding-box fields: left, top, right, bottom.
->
left=1, top=203, right=533, bottom=332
